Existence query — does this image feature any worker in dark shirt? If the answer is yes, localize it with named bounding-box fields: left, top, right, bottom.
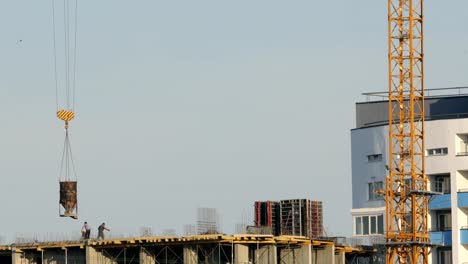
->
left=97, top=223, right=110, bottom=240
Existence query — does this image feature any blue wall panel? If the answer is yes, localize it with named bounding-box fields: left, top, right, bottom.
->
left=429, top=194, right=451, bottom=210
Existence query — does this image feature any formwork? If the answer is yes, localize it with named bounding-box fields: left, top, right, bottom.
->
left=0, top=235, right=375, bottom=264
left=254, top=201, right=280, bottom=236
left=280, top=199, right=323, bottom=239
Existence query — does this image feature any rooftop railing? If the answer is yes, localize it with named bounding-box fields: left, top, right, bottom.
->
left=362, top=86, right=468, bottom=102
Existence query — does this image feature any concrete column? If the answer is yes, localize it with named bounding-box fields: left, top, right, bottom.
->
left=278, top=245, right=312, bottom=264
left=11, top=250, right=31, bottom=264
left=298, top=244, right=312, bottom=264
left=86, top=246, right=117, bottom=264
left=254, top=245, right=276, bottom=264
left=140, top=247, right=155, bottom=264
left=314, top=244, right=334, bottom=264
left=86, top=246, right=98, bottom=264
left=183, top=245, right=198, bottom=264
left=334, top=251, right=345, bottom=264
left=234, top=244, right=249, bottom=264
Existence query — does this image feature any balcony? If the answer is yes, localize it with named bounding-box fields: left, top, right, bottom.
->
left=429, top=194, right=451, bottom=210
left=461, top=228, right=468, bottom=245
left=458, top=191, right=468, bottom=208
left=429, top=230, right=452, bottom=246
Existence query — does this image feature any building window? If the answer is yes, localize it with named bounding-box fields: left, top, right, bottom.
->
left=370, top=216, right=377, bottom=234
left=355, top=217, right=362, bottom=235
left=426, top=148, right=448, bottom=156
left=368, top=181, right=384, bottom=200
left=457, top=134, right=468, bottom=156
left=354, top=215, right=384, bottom=235
left=434, top=175, right=451, bottom=194
left=363, top=216, right=369, bottom=235
left=436, top=211, right=451, bottom=231
left=367, top=154, right=382, bottom=162
left=438, top=248, right=452, bottom=264
left=377, top=215, right=384, bottom=234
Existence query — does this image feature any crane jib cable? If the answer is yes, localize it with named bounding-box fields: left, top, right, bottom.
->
left=52, top=0, right=79, bottom=220
left=52, top=0, right=78, bottom=113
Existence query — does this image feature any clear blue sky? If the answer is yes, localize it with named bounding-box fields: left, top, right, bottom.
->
left=0, top=1, right=467, bottom=242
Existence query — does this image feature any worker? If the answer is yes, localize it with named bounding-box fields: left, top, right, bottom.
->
left=85, top=222, right=91, bottom=239
left=97, top=223, right=110, bottom=240
left=81, top=222, right=86, bottom=240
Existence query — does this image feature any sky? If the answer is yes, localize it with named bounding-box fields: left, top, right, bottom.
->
left=0, top=1, right=467, bottom=243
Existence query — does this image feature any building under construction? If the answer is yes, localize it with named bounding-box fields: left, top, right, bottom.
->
left=254, top=201, right=280, bottom=236
left=254, top=199, right=323, bottom=239
left=0, top=234, right=375, bottom=264
left=196, top=208, right=220, bottom=235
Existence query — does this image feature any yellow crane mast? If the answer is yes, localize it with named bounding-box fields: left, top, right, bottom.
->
left=385, top=0, right=430, bottom=263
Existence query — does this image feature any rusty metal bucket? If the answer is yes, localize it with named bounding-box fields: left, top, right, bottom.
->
left=59, top=181, right=78, bottom=219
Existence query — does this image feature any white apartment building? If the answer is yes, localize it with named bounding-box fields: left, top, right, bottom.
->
left=351, top=89, right=468, bottom=264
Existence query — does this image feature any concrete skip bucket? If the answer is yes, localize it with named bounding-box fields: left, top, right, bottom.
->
left=60, top=181, right=78, bottom=219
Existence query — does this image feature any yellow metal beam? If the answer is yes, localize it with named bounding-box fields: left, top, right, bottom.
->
left=0, top=235, right=365, bottom=254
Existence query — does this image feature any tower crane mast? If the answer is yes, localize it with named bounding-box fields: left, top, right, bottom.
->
left=385, top=0, right=430, bottom=263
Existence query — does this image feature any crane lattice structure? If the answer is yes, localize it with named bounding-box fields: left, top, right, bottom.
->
left=385, top=0, right=431, bottom=263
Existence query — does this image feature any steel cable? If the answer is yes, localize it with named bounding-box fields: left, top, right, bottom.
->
left=52, top=0, right=59, bottom=111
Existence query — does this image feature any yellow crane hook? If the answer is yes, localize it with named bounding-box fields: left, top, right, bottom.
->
left=56, top=109, right=75, bottom=129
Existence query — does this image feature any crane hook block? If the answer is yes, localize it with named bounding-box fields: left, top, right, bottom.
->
left=57, top=110, right=75, bottom=122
